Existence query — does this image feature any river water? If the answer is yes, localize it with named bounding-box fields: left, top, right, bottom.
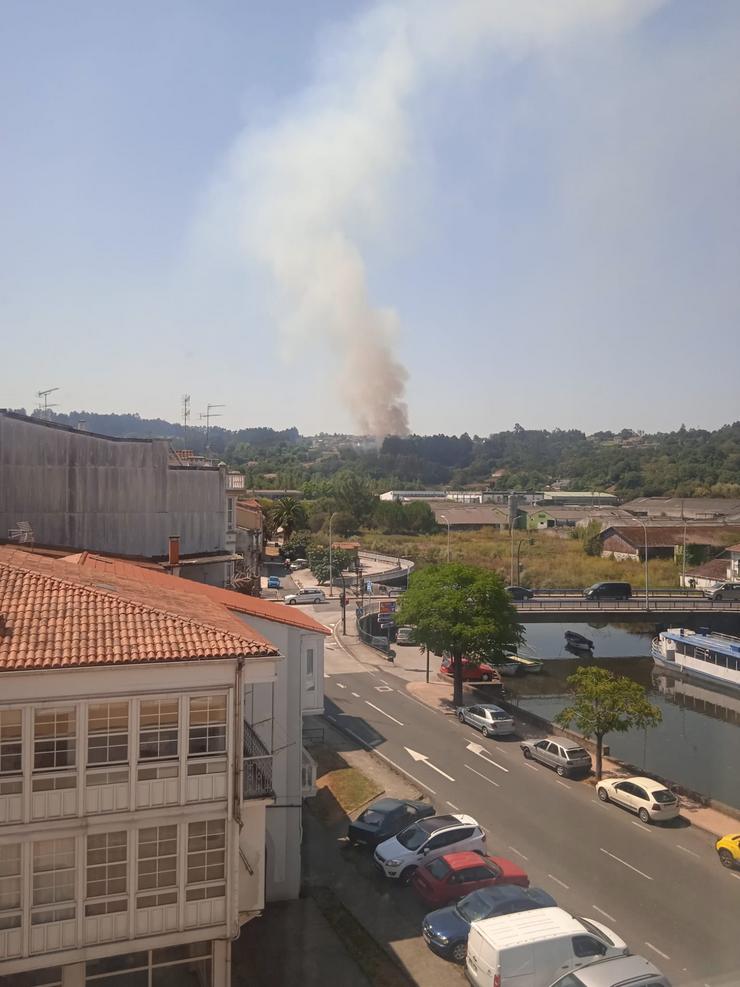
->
left=509, top=620, right=740, bottom=810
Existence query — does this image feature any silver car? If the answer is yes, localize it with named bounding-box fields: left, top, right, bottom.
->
left=547, top=953, right=672, bottom=986
left=457, top=703, right=515, bottom=737
left=704, top=581, right=740, bottom=601
left=520, top=736, right=592, bottom=776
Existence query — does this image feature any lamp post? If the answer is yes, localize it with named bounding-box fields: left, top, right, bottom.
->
left=328, top=511, right=337, bottom=597
left=682, top=518, right=688, bottom=588
left=440, top=514, right=451, bottom=563
left=632, top=516, right=650, bottom=610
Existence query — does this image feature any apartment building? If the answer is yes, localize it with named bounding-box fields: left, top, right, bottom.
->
left=0, top=547, right=282, bottom=986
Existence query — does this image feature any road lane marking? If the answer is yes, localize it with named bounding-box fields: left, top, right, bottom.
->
left=548, top=874, right=570, bottom=890
left=336, top=683, right=347, bottom=689
left=525, top=762, right=540, bottom=771
left=333, top=721, right=437, bottom=795
left=365, top=702, right=404, bottom=727
left=494, top=746, right=506, bottom=753
left=464, top=763, right=500, bottom=788
left=676, top=844, right=699, bottom=858
left=600, top=848, right=653, bottom=880
left=631, top=820, right=653, bottom=832
left=465, top=742, right=509, bottom=773
left=556, top=780, right=570, bottom=789
left=731, top=872, right=740, bottom=881
left=405, top=747, right=455, bottom=781
left=593, top=905, right=616, bottom=923
left=379, top=679, right=390, bottom=685
left=375, top=686, right=393, bottom=693
left=324, top=674, right=330, bottom=679
left=645, top=942, right=670, bottom=961
left=446, top=801, right=460, bottom=811
left=509, top=846, right=528, bottom=861
left=351, top=692, right=360, bottom=698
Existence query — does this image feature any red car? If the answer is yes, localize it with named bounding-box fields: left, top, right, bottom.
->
left=412, top=851, right=529, bottom=907
left=440, top=656, right=502, bottom=684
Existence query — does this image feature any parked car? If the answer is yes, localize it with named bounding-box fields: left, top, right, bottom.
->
left=412, top=851, right=528, bottom=908
left=547, top=954, right=672, bottom=987
left=715, top=833, right=740, bottom=869
left=347, top=798, right=435, bottom=849
left=422, top=885, right=556, bottom=964
left=465, top=907, right=628, bottom=987
left=289, top=558, right=309, bottom=571
left=440, top=655, right=502, bottom=684
left=283, top=587, right=327, bottom=605
left=506, top=585, right=534, bottom=601
left=267, top=575, right=281, bottom=589
left=374, top=814, right=486, bottom=884
left=596, top=776, right=679, bottom=824
left=583, top=582, right=632, bottom=601
left=704, top=581, right=740, bottom=602
left=520, top=737, right=592, bottom=777
left=396, top=626, right=416, bottom=646
left=457, top=704, right=515, bottom=737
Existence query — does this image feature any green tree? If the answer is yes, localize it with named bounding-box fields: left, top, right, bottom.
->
left=331, top=471, right=375, bottom=524
left=269, top=497, right=307, bottom=541
left=307, top=546, right=355, bottom=585
left=397, top=564, right=523, bottom=707
left=555, top=667, right=662, bottom=779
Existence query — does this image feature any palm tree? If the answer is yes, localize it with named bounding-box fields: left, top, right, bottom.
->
left=269, top=497, right=307, bottom=542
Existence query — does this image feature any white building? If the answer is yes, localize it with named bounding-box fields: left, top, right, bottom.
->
left=0, top=546, right=323, bottom=987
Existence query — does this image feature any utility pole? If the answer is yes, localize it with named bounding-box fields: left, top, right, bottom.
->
left=199, top=403, right=225, bottom=457
left=36, top=387, right=59, bottom=420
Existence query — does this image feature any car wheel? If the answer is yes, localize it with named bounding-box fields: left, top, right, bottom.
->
left=597, top=786, right=609, bottom=802
left=718, top=849, right=736, bottom=869
left=450, top=941, right=467, bottom=963
left=399, top=866, right=417, bottom=886
left=714, top=594, right=723, bottom=602
left=288, top=599, right=296, bottom=605
left=458, top=711, right=465, bottom=723
left=556, top=765, right=566, bottom=777
left=481, top=726, right=490, bottom=738
left=638, top=808, right=651, bottom=824
left=522, top=747, right=532, bottom=759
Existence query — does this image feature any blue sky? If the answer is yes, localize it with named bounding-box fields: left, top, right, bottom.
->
left=1, top=0, right=738, bottom=436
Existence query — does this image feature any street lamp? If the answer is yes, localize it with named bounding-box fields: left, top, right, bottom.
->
left=631, top=515, right=650, bottom=610
left=682, top=517, right=688, bottom=588
left=328, top=511, right=337, bottom=597
left=439, top=514, right=451, bottom=563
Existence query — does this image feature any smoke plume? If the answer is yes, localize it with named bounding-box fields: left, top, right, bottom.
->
left=222, top=0, right=663, bottom=437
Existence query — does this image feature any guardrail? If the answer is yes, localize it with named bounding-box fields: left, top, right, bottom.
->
left=530, top=588, right=705, bottom=599
left=516, top=599, right=740, bottom=612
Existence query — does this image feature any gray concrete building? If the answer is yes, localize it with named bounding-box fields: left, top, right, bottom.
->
left=0, top=411, right=241, bottom=585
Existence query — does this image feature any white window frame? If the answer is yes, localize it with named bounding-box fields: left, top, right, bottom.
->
left=139, top=700, right=179, bottom=762
left=87, top=701, right=129, bottom=767
left=0, top=842, right=22, bottom=931
left=32, top=837, right=76, bottom=925
left=186, top=819, right=226, bottom=902
left=137, top=825, right=178, bottom=909
left=188, top=695, right=227, bottom=758
left=0, top=709, right=23, bottom=796
left=33, top=707, right=76, bottom=773
left=86, top=830, right=128, bottom=917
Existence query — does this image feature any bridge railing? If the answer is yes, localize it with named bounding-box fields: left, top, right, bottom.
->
left=529, top=588, right=705, bottom=598
left=516, top=598, right=740, bottom=612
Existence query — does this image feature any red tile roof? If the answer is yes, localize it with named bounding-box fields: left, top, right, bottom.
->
left=0, top=548, right=279, bottom=673
left=64, top=553, right=330, bottom=635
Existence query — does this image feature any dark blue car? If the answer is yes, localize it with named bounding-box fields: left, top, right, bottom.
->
left=422, top=884, right=556, bottom=963
left=347, top=798, right=435, bottom=849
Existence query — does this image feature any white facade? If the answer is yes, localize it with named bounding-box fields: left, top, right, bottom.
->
left=0, top=654, right=279, bottom=986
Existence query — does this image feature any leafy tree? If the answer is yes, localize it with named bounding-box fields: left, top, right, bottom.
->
left=397, top=564, right=523, bottom=706
left=555, top=667, right=662, bottom=779
left=307, top=546, right=355, bottom=585
left=331, top=471, right=375, bottom=524
left=269, top=497, right=307, bottom=541
left=282, top=531, right=314, bottom=560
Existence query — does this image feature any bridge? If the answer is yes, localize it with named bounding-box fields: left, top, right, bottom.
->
left=515, top=590, right=740, bottom=622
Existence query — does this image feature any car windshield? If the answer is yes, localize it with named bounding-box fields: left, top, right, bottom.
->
left=456, top=891, right=496, bottom=923
left=566, top=748, right=589, bottom=760
left=396, top=824, right=427, bottom=850
left=426, top=857, right=451, bottom=880
left=652, top=788, right=676, bottom=803
left=579, top=917, right=615, bottom=946
left=358, top=810, right=385, bottom=826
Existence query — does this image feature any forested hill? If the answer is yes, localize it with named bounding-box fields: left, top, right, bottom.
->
left=11, top=409, right=740, bottom=498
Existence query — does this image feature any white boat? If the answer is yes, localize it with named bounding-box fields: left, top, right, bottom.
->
left=652, top=627, right=740, bottom=690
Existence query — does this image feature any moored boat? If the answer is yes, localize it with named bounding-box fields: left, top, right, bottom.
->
left=652, top=627, right=740, bottom=691
left=564, top=630, right=594, bottom=650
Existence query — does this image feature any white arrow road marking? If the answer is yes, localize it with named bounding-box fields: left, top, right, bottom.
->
left=600, top=848, right=653, bottom=880
left=465, top=742, right=509, bottom=773
left=365, top=702, right=404, bottom=727
left=405, top=747, right=455, bottom=782
left=465, top=763, right=500, bottom=788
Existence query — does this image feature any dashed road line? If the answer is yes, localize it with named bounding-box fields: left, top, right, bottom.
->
left=509, top=846, right=528, bottom=861
left=548, top=873, right=570, bottom=890
left=351, top=692, right=360, bottom=698
left=632, top=820, right=653, bottom=832
left=556, top=780, right=570, bottom=789
left=336, top=682, right=347, bottom=689
left=464, top=763, right=500, bottom=788
left=731, top=872, right=740, bottom=882
left=524, top=762, right=540, bottom=772
left=593, top=905, right=616, bottom=923
left=600, top=848, right=653, bottom=881
left=446, top=801, right=460, bottom=811
left=645, top=941, right=671, bottom=961
left=676, top=844, right=699, bottom=858
left=365, top=701, right=404, bottom=727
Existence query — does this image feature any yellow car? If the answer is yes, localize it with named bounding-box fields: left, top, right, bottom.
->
left=715, top=834, right=740, bottom=869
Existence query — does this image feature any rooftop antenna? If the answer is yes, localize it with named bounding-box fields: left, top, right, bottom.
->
left=182, top=394, right=191, bottom=439
left=36, top=387, right=59, bottom=420
left=200, top=403, right=225, bottom=456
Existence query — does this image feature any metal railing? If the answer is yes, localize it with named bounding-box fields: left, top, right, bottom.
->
left=243, top=722, right=273, bottom=799
left=301, top=747, right=317, bottom=797
left=516, top=598, right=740, bottom=612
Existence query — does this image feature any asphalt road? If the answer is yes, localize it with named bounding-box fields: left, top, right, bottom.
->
left=322, top=634, right=740, bottom=986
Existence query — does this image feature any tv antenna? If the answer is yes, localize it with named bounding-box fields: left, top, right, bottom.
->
left=200, top=403, right=225, bottom=455
left=182, top=394, right=191, bottom=433
left=36, top=387, right=59, bottom=420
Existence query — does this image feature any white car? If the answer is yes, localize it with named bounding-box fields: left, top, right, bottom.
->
left=596, top=776, right=679, bottom=824
left=284, top=587, right=327, bottom=605
left=373, top=813, right=485, bottom=884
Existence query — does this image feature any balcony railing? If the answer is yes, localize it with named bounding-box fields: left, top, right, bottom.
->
left=243, top=722, right=273, bottom=799
left=226, top=472, right=246, bottom=490
left=301, top=747, right=317, bottom=798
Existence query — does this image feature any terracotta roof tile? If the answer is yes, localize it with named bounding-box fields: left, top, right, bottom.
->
left=0, top=547, right=279, bottom=672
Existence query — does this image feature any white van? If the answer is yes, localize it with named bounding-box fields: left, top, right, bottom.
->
left=465, top=907, right=628, bottom=987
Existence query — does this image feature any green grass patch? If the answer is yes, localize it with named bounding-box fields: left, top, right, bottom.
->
left=308, top=744, right=383, bottom=825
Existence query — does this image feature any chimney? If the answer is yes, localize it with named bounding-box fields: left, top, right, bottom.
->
left=168, top=536, right=180, bottom=567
